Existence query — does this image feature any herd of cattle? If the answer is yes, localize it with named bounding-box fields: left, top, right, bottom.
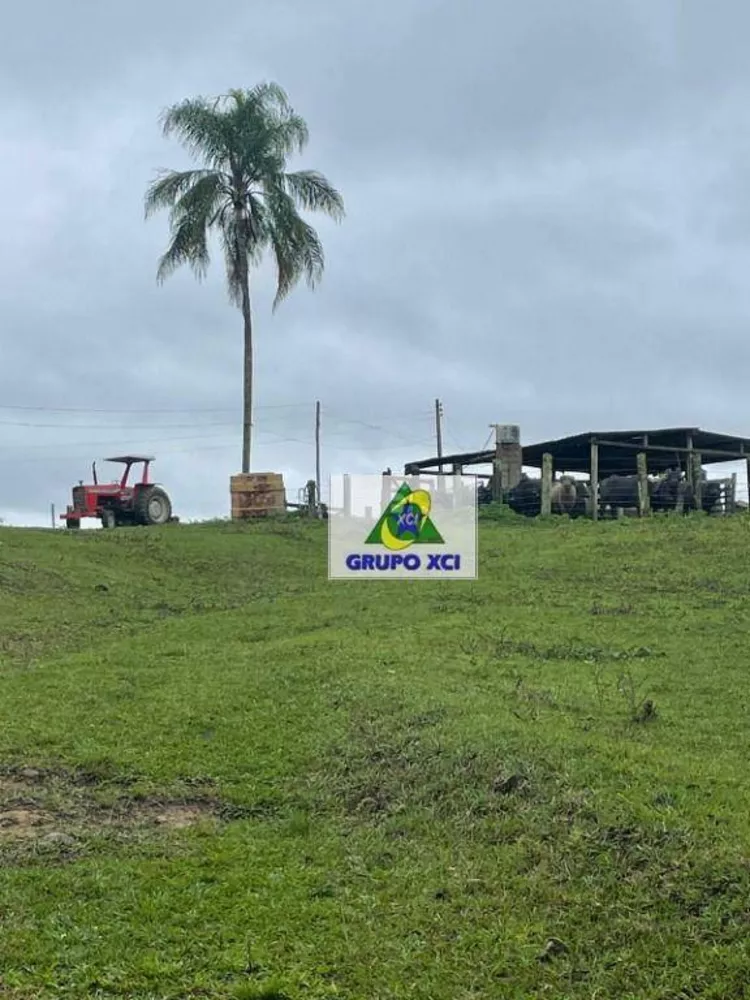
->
left=476, top=468, right=724, bottom=517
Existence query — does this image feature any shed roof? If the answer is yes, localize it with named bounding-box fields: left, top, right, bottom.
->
left=404, top=427, right=750, bottom=479
left=522, top=427, right=750, bottom=477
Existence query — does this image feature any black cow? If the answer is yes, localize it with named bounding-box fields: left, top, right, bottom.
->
left=597, top=469, right=676, bottom=517
left=675, top=477, right=722, bottom=515
left=652, top=470, right=723, bottom=515
left=505, top=475, right=541, bottom=516
left=477, top=482, right=493, bottom=506
left=650, top=469, right=684, bottom=512
left=598, top=468, right=721, bottom=517
left=597, top=474, right=645, bottom=516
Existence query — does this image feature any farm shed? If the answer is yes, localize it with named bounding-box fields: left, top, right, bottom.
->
left=404, top=425, right=750, bottom=515
left=406, top=426, right=750, bottom=479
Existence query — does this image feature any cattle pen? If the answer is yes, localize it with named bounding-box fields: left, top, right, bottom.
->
left=404, top=425, right=750, bottom=519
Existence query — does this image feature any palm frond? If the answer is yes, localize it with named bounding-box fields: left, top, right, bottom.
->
left=154, top=172, right=227, bottom=284
left=233, top=82, right=310, bottom=159
left=219, top=85, right=303, bottom=185
left=268, top=112, right=310, bottom=158
left=282, top=170, right=345, bottom=221
left=263, top=184, right=326, bottom=310
left=155, top=212, right=211, bottom=285
left=143, top=168, right=218, bottom=220
left=241, top=81, right=292, bottom=115
left=158, top=97, right=233, bottom=170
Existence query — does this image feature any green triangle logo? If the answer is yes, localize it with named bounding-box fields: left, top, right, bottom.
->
left=365, top=481, right=444, bottom=549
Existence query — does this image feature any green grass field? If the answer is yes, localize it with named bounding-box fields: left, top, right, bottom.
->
left=2, top=510, right=750, bottom=999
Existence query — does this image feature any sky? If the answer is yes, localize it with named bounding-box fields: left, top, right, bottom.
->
left=2, top=0, right=750, bottom=526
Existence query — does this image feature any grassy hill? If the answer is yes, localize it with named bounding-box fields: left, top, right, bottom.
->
left=1, top=511, right=750, bottom=999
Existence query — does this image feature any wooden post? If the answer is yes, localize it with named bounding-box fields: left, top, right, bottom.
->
left=746, top=458, right=750, bottom=510
left=50, top=503, right=55, bottom=529
left=590, top=439, right=599, bottom=521
left=491, top=424, right=503, bottom=502
left=315, top=401, right=321, bottom=515
left=343, top=474, right=352, bottom=517
left=685, top=432, right=694, bottom=485
left=636, top=452, right=650, bottom=516
left=305, top=480, right=316, bottom=515
left=729, top=473, right=737, bottom=514
left=541, top=453, right=553, bottom=515
left=692, top=452, right=703, bottom=509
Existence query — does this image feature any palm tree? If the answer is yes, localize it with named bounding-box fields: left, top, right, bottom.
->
left=144, top=82, right=345, bottom=473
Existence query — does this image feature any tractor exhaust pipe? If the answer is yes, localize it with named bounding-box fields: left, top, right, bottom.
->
left=92, top=461, right=98, bottom=485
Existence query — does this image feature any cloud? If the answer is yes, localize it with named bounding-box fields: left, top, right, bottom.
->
left=2, top=0, right=750, bottom=526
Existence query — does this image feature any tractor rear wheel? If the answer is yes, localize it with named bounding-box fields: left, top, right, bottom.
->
left=134, top=486, right=172, bottom=526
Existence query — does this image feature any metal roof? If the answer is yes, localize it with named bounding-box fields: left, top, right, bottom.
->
left=404, top=448, right=495, bottom=474
left=521, top=427, right=750, bottom=477
left=404, top=427, right=750, bottom=479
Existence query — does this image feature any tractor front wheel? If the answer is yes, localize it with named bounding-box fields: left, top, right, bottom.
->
left=134, top=486, right=172, bottom=526
left=100, top=509, right=116, bottom=529
left=65, top=518, right=80, bottom=530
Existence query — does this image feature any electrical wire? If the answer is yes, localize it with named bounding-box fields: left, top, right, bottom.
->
left=0, top=402, right=308, bottom=414
left=478, top=429, right=494, bottom=450
left=0, top=399, right=451, bottom=490
left=0, top=418, right=238, bottom=429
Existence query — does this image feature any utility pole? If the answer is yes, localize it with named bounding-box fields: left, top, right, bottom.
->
left=435, top=398, right=443, bottom=466
left=315, top=400, right=321, bottom=517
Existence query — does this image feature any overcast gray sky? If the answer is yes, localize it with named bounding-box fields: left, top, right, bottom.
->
left=2, top=0, right=749, bottom=525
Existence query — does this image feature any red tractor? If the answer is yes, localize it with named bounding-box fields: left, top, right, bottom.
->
left=61, top=455, right=174, bottom=529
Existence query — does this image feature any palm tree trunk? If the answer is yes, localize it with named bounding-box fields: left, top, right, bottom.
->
left=239, top=265, right=253, bottom=474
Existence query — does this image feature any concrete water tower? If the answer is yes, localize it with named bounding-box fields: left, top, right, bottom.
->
left=491, top=424, right=522, bottom=494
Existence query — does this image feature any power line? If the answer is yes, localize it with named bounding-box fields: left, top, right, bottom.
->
left=320, top=416, right=435, bottom=446
left=0, top=435, right=436, bottom=464
left=0, top=402, right=309, bottom=414
left=0, top=431, right=235, bottom=451
left=322, top=411, right=434, bottom=427
left=324, top=439, right=434, bottom=452
left=0, top=418, right=238, bottom=429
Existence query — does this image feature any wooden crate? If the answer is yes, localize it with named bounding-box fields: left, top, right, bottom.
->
left=230, top=473, right=286, bottom=519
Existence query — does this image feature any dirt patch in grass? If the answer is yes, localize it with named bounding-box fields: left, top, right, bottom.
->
left=0, top=776, right=30, bottom=798
left=89, top=798, right=216, bottom=831
left=0, top=764, right=223, bottom=860
left=0, top=806, right=51, bottom=838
